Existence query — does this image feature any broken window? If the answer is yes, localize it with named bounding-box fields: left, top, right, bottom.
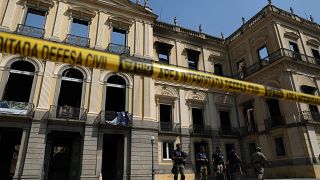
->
left=70, top=18, right=89, bottom=38
left=186, top=49, right=200, bottom=70
left=157, top=42, right=172, bottom=64
left=111, top=28, right=127, bottom=46
left=160, top=104, right=172, bottom=123
left=192, top=108, right=204, bottom=125
left=266, top=99, right=282, bottom=127
left=105, top=75, right=126, bottom=112
left=25, top=8, right=46, bottom=28
left=289, top=41, right=301, bottom=61
left=214, top=63, right=223, bottom=76
left=301, top=85, right=319, bottom=120
left=3, top=60, right=35, bottom=103
left=220, top=111, right=231, bottom=132
left=243, top=104, right=256, bottom=132
left=311, top=49, right=320, bottom=65
left=275, top=137, right=286, bottom=156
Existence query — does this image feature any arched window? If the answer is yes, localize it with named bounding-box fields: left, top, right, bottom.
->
left=2, top=61, right=35, bottom=102
left=105, top=75, right=126, bottom=112
left=57, top=68, right=83, bottom=108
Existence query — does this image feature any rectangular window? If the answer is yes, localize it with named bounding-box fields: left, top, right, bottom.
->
left=111, top=28, right=127, bottom=46
left=311, top=49, right=320, bottom=64
left=162, top=142, right=174, bottom=160
left=25, top=8, right=46, bottom=28
left=160, top=104, right=172, bottom=123
left=219, top=111, right=231, bottom=129
left=159, top=50, right=169, bottom=64
left=258, top=46, right=269, bottom=60
left=289, top=42, right=300, bottom=53
left=301, top=86, right=319, bottom=120
left=275, top=137, right=286, bottom=156
left=187, top=50, right=199, bottom=70
left=157, top=42, right=172, bottom=64
left=70, top=18, right=89, bottom=37
left=192, top=108, right=203, bottom=125
left=248, top=142, right=256, bottom=157
left=243, top=105, right=256, bottom=132
left=214, top=63, right=223, bottom=75
left=266, top=99, right=282, bottom=127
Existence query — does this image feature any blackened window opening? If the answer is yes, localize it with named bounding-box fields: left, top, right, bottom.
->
left=160, top=104, right=172, bottom=122
left=157, top=42, right=172, bottom=64
left=187, top=49, right=200, bottom=70
left=248, top=142, right=256, bottom=156
left=57, top=69, right=83, bottom=108
left=301, top=85, right=319, bottom=119
left=266, top=99, right=282, bottom=127
left=220, top=111, right=231, bottom=130
left=105, top=75, right=126, bottom=112
left=192, top=108, right=203, bottom=125
left=214, top=63, right=223, bottom=76
left=3, top=61, right=35, bottom=102
left=243, top=105, right=256, bottom=132
left=275, top=137, right=286, bottom=156
left=289, top=42, right=300, bottom=53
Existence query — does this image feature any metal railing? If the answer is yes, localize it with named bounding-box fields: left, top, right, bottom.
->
left=159, top=122, right=180, bottom=133
left=233, top=48, right=320, bottom=79
left=16, top=24, right=45, bottom=38
left=219, top=127, right=240, bottom=136
left=264, top=116, right=285, bottom=130
left=65, top=34, right=90, bottom=47
left=0, top=100, right=34, bottom=117
left=299, top=111, right=320, bottom=123
left=240, top=125, right=258, bottom=136
left=106, top=43, right=130, bottom=55
left=50, top=105, right=87, bottom=121
left=95, top=111, right=132, bottom=127
left=189, top=124, right=212, bottom=136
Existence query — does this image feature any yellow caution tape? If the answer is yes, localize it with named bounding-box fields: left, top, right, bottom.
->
left=1, top=32, right=320, bottom=105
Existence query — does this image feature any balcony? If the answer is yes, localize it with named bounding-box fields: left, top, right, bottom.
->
left=233, top=48, right=320, bottom=79
left=159, top=122, right=180, bottom=134
left=16, top=24, right=45, bottom=38
left=189, top=124, right=212, bottom=136
left=49, top=105, right=87, bottom=121
left=264, top=116, right=285, bottom=130
left=106, top=43, right=130, bottom=55
left=65, top=34, right=90, bottom=47
left=299, top=111, right=320, bottom=123
left=0, top=100, right=34, bottom=117
left=94, top=111, right=132, bottom=127
left=219, top=127, right=240, bottom=137
left=240, top=125, right=258, bottom=136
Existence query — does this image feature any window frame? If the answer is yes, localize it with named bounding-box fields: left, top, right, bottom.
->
left=111, top=27, right=128, bottom=46
left=274, top=136, right=286, bottom=156
left=23, top=8, right=47, bottom=28
left=162, top=141, right=174, bottom=161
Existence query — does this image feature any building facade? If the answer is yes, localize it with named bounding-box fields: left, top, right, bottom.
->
left=0, top=0, right=319, bottom=179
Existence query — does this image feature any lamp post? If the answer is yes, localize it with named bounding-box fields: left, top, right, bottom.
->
left=151, top=136, right=155, bottom=180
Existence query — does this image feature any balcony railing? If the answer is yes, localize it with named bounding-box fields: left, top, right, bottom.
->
left=189, top=124, right=212, bottom=136
left=65, top=34, right=90, bottom=47
left=16, top=24, right=45, bottom=38
left=159, top=122, right=180, bottom=133
left=299, top=111, right=320, bottom=123
left=106, top=43, right=130, bottom=55
left=95, top=111, right=132, bottom=127
left=233, top=48, right=320, bottom=79
left=0, top=100, right=34, bottom=117
left=50, top=105, right=87, bottom=121
left=219, top=127, right=240, bottom=136
left=240, top=125, right=258, bottom=136
left=264, top=116, right=285, bottom=130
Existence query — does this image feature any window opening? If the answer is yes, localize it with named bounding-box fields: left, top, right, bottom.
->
left=214, top=63, right=223, bottom=76
left=187, top=50, right=200, bottom=70
left=192, top=108, right=204, bottom=125
left=70, top=18, right=89, bottom=38
left=111, top=28, right=127, bottom=46
left=24, top=8, right=46, bottom=28
left=105, top=75, right=126, bottom=112
left=275, top=137, right=286, bottom=156
left=162, top=142, right=174, bottom=160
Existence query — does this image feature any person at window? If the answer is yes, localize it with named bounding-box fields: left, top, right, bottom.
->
left=171, top=143, right=187, bottom=180
left=212, top=146, right=225, bottom=180
left=251, top=147, right=268, bottom=180
left=228, top=146, right=242, bottom=180
left=196, top=146, right=208, bottom=180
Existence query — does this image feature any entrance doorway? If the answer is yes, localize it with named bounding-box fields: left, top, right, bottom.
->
left=0, top=128, right=23, bottom=180
left=44, top=131, right=82, bottom=180
left=102, top=134, right=124, bottom=180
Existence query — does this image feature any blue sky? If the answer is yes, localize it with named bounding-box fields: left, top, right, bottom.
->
left=147, top=0, right=320, bottom=37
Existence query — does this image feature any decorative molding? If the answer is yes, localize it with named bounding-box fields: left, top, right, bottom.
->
left=284, top=31, right=300, bottom=40
left=306, top=38, right=320, bottom=47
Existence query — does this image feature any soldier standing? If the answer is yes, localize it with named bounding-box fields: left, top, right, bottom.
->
left=196, top=146, right=208, bottom=180
left=212, top=147, right=225, bottom=180
left=228, top=146, right=242, bottom=180
left=251, top=147, right=267, bottom=180
left=171, top=143, right=187, bottom=180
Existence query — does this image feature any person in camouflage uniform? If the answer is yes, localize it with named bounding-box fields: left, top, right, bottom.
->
left=251, top=147, right=267, bottom=180
left=171, top=143, right=187, bottom=180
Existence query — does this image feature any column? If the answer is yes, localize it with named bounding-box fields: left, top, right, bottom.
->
left=143, top=22, right=153, bottom=58
left=1, top=0, right=16, bottom=30
left=94, top=11, right=108, bottom=50
left=21, top=122, right=47, bottom=179
left=134, top=20, right=143, bottom=56
left=13, top=128, right=29, bottom=179
left=87, top=68, right=101, bottom=123
left=80, top=125, right=99, bottom=179
left=143, top=77, right=156, bottom=121
left=51, top=1, right=68, bottom=41
left=132, top=76, right=142, bottom=119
